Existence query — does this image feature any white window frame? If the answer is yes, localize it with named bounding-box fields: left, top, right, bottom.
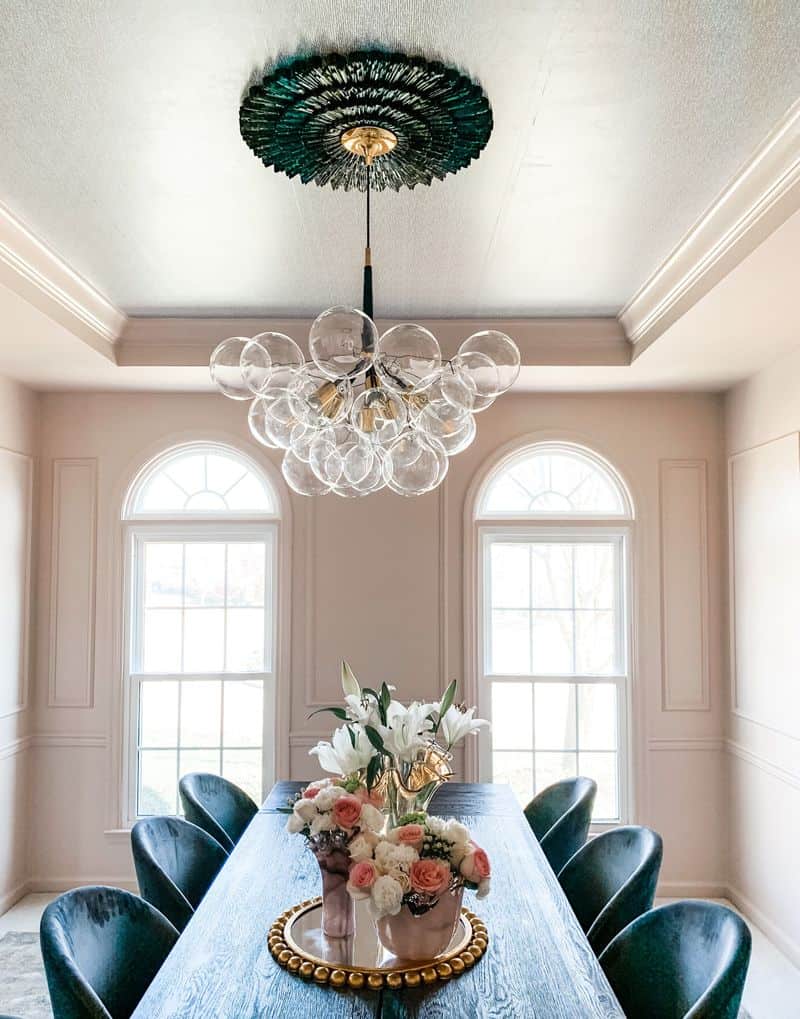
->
left=470, top=441, right=635, bottom=831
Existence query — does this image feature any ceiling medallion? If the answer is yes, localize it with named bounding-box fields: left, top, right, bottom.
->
left=211, top=50, right=519, bottom=498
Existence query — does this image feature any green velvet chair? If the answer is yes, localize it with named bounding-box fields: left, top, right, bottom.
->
left=178, top=772, right=258, bottom=854
left=131, top=816, right=228, bottom=932
left=40, top=886, right=178, bottom=1019
left=557, top=825, right=663, bottom=956
left=523, top=777, right=597, bottom=874
left=599, top=901, right=752, bottom=1018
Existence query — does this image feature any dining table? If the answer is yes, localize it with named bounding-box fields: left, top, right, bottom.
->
left=133, top=782, right=624, bottom=1018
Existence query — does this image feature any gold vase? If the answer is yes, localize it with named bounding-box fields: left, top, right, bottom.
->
left=383, top=742, right=454, bottom=828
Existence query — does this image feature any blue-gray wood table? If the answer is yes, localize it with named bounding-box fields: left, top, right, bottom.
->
left=133, top=782, right=623, bottom=1018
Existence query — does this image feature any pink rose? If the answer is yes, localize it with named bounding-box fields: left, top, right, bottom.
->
left=332, top=794, right=362, bottom=830
left=459, top=844, right=491, bottom=883
left=347, top=859, right=378, bottom=899
left=392, top=824, right=425, bottom=851
left=409, top=858, right=452, bottom=896
left=356, top=786, right=385, bottom=809
left=302, top=785, right=321, bottom=799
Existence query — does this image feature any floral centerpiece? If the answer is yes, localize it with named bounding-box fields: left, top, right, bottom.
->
left=346, top=812, right=491, bottom=960
left=309, top=662, right=488, bottom=826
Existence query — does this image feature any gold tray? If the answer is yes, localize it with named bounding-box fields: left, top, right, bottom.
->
left=268, top=897, right=488, bottom=991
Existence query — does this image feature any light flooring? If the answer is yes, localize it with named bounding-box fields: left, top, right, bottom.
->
left=2, top=893, right=799, bottom=1017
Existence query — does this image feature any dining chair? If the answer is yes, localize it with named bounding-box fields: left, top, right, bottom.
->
left=131, top=815, right=229, bottom=932
left=39, top=885, right=178, bottom=1019
left=523, top=777, right=597, bottom=874
left=178, top=772, right=258, bottom=853
left=557, top=825, right=663, bottom=956
left=598, top=900, right=752, bottom=1018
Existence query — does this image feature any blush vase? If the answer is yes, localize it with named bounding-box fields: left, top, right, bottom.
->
left=376, top=886, right=463, bottom=961
left=313, top=846, right=355, bottom=938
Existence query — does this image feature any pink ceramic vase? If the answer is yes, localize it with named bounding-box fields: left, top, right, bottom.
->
left=313, top=846, right=355, bottom=938
left=376, top=885, right=464, bottom=961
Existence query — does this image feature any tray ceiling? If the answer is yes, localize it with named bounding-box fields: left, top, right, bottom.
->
left=0, top=0, right=798, bottom=318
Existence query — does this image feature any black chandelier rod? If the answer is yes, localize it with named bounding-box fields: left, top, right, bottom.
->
left=362, top=163, right=374, bottom=325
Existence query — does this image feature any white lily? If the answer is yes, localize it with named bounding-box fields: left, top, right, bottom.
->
left=379, top=700, right=434, bottom=764
left=439, top=704, right=489, bottom=748
left=309, top=724, right=376, bottom=776
left=344, top=692, right=380, bottom=727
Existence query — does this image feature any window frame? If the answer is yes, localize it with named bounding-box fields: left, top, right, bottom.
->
left=470, top=441, right=635, bottom=831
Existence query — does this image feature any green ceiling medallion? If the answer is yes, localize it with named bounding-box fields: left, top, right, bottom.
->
left=239, top=50, right=493, bottom=191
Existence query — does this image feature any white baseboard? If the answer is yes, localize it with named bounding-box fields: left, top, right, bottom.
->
left=657, top=880, right=728, bottom=898
left=727, top=884, right=800, bottom=970
left=27, top=876, right=137, bottom=894
left=0, top=879, right=30, bottom=915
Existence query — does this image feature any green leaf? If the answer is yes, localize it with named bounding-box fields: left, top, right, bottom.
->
left=379, top=683, right=391, bottom=725
left=307, top=706, right=348, bottom=721
left=347, top=725, right=357, bottom=749
left=361, top=687, right=379, bottom=703
left=364, top=724, right=386, bottom=754
left=341, top=660, right=361, bottom=699
left=436, top=679, right=458, bottom=730
left=366, top=755, right=381, bottom=792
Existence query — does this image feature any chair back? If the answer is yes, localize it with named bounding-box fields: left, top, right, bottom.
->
left=523, top=777, right=597, bottom=873
left=599, top=900, right=751, bottom=1019
left=40, top=886, right=178, bottom=1019
left=558, top=825, right=663, bottom=955
left=178, top=772, right=258, bottom=853
left=131, top=816, right=228, bottom=932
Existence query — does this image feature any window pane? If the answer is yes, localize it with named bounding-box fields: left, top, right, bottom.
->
left=490, top=544, right=529, bottom=608
left=227, top=542, right=266, bottom=607
left=140, top=680, right=179, bottom=748
left=579, top=751, right=618, bottom=819
left=144, top=543, right=183, bottom=607
left=180, top=681, right=222, bottom=747
left=575, top=610, right=616, bottom=674
left=165, top=453, right=205, bottom=495
left=492, top=751, right=533, bottom=805
left=530, top=544, right=572, bottom=608
left=534, top=751, right=577, bottom=793
left=535, top=683, right=576, bottom=751
left=226, top=609, right=265, bottom=672
left=222, top=749, right=262, bottom=804
left=491, top=682, right=532, bottom=750
left=578, top=684, right=618, bottom=750
left=225, top=471, right=270, bottom=510
left=224, top=681, right=263, bottom=747
left=490, top=610, right=530, bottom=674
left=184, top=543, right=225, bottom=606
left=574, top=543, right=615, bottom=610
left=143, top=609, right=182, bottom=672
left=183, top=609, right=224, bottom=672
left=139, top=750, right=178, bottom=815
left=531, top=611, right=573, bottom=674
left=206, top=454, right=246, bottom=494
left=138, top=473, right=186, bottom=513
left=179, top=748, right=220, bottom=787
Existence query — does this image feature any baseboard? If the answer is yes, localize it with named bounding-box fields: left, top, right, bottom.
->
left=27, top=876, right=137, bottom=894
left=0, top=879, right=30, bottom=915
left=657, top=880, right=728, bottom=898
left=727, top=884, right=800, bottom=970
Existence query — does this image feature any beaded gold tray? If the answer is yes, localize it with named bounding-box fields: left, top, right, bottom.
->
left=269, top=897, right=488, bottom=991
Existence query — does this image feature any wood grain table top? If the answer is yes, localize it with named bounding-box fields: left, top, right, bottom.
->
left=134, top=782, right=623, bottom=1018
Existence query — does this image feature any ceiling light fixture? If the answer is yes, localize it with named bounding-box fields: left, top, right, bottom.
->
left=210, top=50, right=520, bottom=497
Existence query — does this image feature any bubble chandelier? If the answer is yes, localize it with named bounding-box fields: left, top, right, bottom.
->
left=210, top=51, right=520, bottom=498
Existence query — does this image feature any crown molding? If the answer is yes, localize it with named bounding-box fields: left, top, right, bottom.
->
left=0, top=201, right=125, bottom=357
left=621, top=98, right=800, bottom=354
left=118, top=315, right=630, bottom=368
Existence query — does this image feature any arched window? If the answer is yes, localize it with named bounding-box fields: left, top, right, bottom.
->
left=122, top=443, right=280, bottom=824
left=474, top=442, right=633, bottom=824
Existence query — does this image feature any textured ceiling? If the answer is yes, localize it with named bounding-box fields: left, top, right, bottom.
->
left=0, top=0, right=798, bottom=318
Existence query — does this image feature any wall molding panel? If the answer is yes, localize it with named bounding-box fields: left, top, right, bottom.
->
left=0, top=447, right=33, bottom=718
left=48, top=458, right=98, bottom=708
left=658, top=459, right=710, bottom=711
left=0, top=735, right=33, bottom=761
left=726, top=739, right=800, bottom=793
left=648, top=737, right=723, bottom=752
left=33, top=733, right=109, bottom=750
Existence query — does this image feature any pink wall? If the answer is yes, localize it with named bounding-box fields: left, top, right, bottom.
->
left=27, top=387, right=727, bottom=894
left=725, top=344, right=800, bottom=965
left=0, top=373, right=39, bottom=910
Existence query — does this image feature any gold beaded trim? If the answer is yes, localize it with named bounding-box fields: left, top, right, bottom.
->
left=268, top=897, right=488, bottom=991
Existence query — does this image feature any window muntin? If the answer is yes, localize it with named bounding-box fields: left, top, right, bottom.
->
left=476, top=442, right=632, bottom=826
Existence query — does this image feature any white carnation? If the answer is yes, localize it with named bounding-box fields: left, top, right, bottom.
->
left=449, top=840, right=469, bottom=866
left=310, top=813, right=333, bottom=836
left=359, top=804, right=385, bottom=833
left=445, top=820, right=469, bottom=844
left=348, top=834, right=375, bottom=863
left=374, top=842, right=418, bottom=872
left=476, top=877, right=491, bottom=899
left=370, top=875, right=404, bottom=918
left=285, top=813, right=306, bottom=834
left=314, top=785, right=347, bottom=812
left=426, top=815, right=446, bottom=836
left=293, top=799, right=318, bottom=822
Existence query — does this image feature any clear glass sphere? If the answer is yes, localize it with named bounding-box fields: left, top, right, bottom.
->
left=288, top=367, right=352, bottom=427
left=259, top=390, right=307, bottom=449
left=342, top=437, right=375, bottom=486
left=251, top=332, right=304, bottom=389
left=289, top=421, right=318, bottom=462
left=248, top=392, right=284, bottom=448
left=451, top=350, right=499, bottom=412
left=240, top=337, right=273, bottom=395
left=375, top=323, right=442, bottom=393
left=351, top=386, right=408, bottom=446
left=438, top=367, right=477, bottom=412
left=210, top=337, right=252, bottom=399
left=418, top=405, right=476, bottom=455
left=309, top=306, right=377, bottom=380
left=282, top=449, right=331, bottom=496
left=383, top=433, right=448, bottom=496
left=309, top=427, right=345, bottom=487
left=459, top=331, right=520, bottom=394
